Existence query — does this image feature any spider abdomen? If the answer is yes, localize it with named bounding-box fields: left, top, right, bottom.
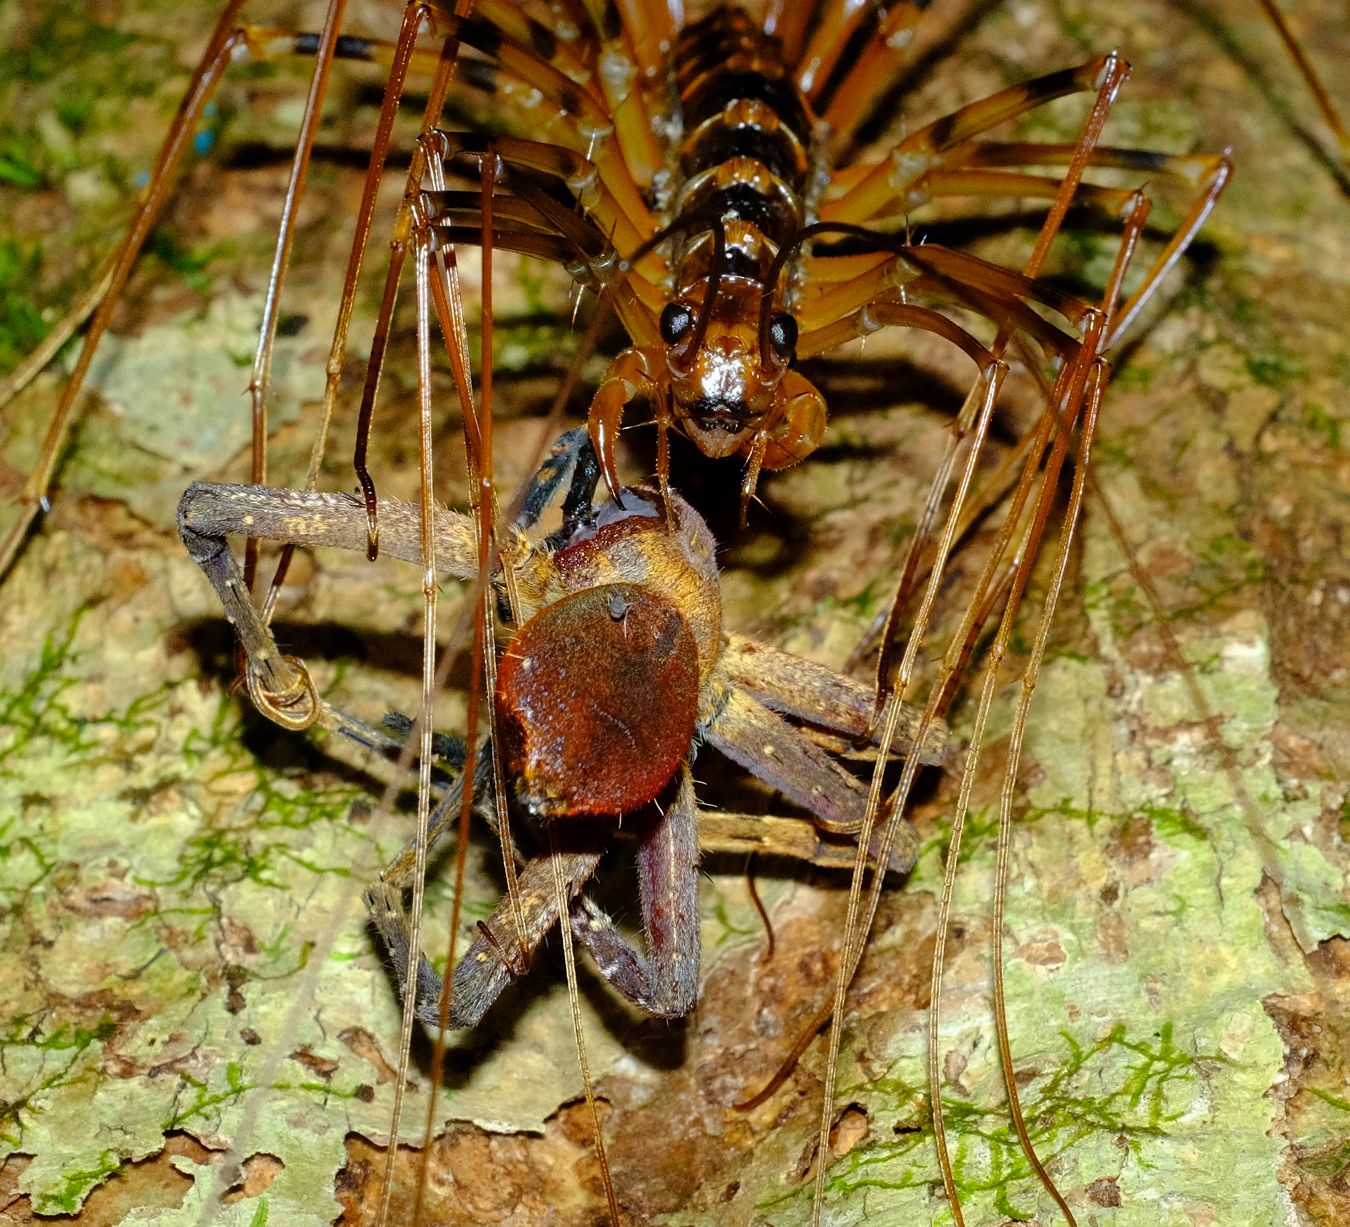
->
left=497, top=583, right=699, bottom=818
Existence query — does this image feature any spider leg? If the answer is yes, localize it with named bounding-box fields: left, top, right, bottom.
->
left=696, top=813, right=911, bottom=881
left=814, top=2, right=929, bottom=135
left=702, top=690, right=922, bottom=877
left=569, top=765, right=702, bottom=1019
left=179, top=482, right=490, bottom=577
left=374, top=764, right=704, bottom=1027
left=721, top=634, right=948, bottom=765
left=367, top=832, right=605, bottom=1029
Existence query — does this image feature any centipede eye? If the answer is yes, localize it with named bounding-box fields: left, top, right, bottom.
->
left=660, top=302, right=696, bottom=347
left=767, top=312, right=797, bottom=360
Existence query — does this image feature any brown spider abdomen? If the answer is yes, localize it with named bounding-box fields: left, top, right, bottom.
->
left=496, top=582, right=699, bottom=818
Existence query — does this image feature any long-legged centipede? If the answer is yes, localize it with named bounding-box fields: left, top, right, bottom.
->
left=1, top=2, right=1347, bottom=1225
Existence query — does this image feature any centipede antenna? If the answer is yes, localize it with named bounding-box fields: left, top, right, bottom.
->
left=261, top=0, right=439, bottom=619
left=0, top=0, right=251, bottom=583
left=1255, top=0, right=1350, bottom=163
left=240, top=0, right=348, bottom=604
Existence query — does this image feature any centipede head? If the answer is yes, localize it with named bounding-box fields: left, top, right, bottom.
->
left=660, top=276, right=800, bottom=458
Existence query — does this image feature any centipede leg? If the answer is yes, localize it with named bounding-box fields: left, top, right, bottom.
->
left=875, top=191, right=1155, bottom=700
left=794, top=0, right=880, bottom=97
left=821, top=69, right=1149, bottom=711
left=823, top=55, right=1128, bottom=225
left=594, top=8, right=665, bottom=186
left=0, top=1, right=249, bottom=580
left=348, top=15, right=467, bottom=561
left=417, top=133, right=651, bottom=271
left=913, top=141, right=1234, bottom=342
left=818, top=3, right=929, bottom=136
left=762, top=0, right=813, bottom=63
left=1255, top=0, right=1350, bottom=162
left=286, top=0, right=447, bottom=516
left=612, top=0, right=679, bottom=82
left=431, top=9, right=653, bottom=232
left=793, top=234, right=1097, bottom=362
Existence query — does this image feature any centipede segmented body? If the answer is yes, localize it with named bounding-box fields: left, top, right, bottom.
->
left=401, top=0, right=1228, bottom=542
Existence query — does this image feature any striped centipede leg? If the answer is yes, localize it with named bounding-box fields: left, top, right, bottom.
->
left=410, top=131, right=677, bottom=507
left=899, top=144, right=1234, bottom=341
left=816, top=2, right=931, bottom=135
left=610, top=0, right=681, bottom=83
left=806, top=185, right=1155, bottom=1224
left=794, top=0, right=894, bottom=97
left=762, top=0, right=815, bottom=63
left=343, top=4, right=688, bottom=558
left=823, top=56, right=1130, bottom=220
left=416, top=133, right=657, bottom=284
left=426, top=9, right=654, bottom=235
left=0, top=0, right=468, bottom=583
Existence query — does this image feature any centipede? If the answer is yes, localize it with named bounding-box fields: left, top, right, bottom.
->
left=1, top=2, right=1346, bottom=1225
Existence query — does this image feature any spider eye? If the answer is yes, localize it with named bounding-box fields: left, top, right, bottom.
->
left=660, top=302, right=695, bottom=346
left=767, top=312, right=797, bottom=360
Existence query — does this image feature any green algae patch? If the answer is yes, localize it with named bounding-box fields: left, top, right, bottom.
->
left=0, top=517, right=656, bottom=1222
left=736, top=640, right=1295, bottom=1224
left=5, top=0, right=1350, bottom=1223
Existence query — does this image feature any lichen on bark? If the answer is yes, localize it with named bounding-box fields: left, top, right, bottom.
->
left=0, top=2, right=1347, bottom=1225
